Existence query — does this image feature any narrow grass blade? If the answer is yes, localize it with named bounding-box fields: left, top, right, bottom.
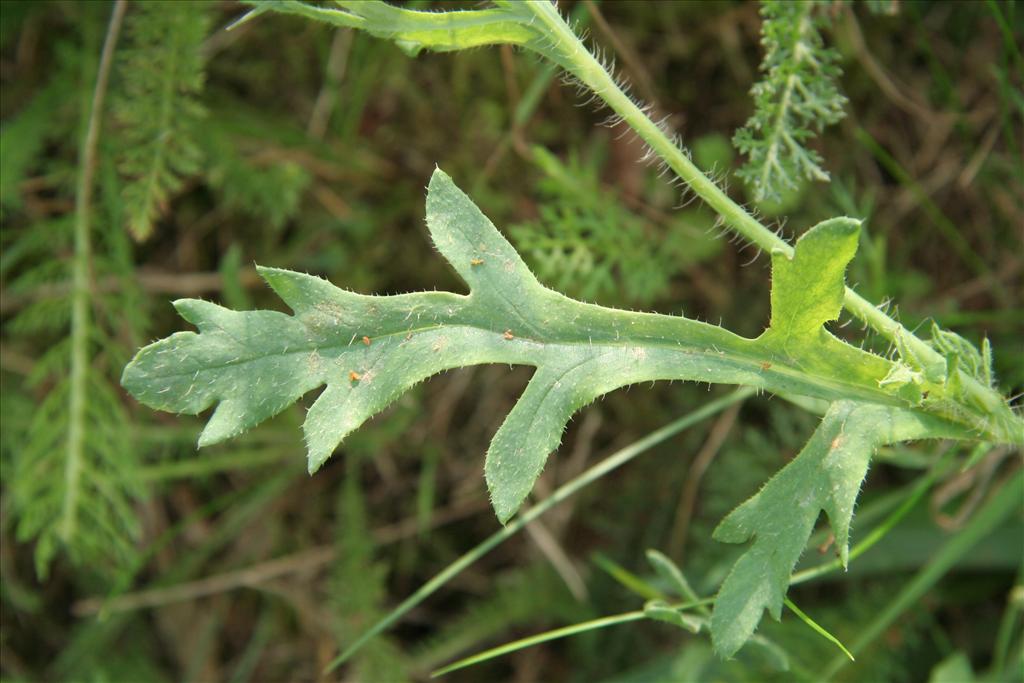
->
left=431, top=611, right=646, bottom=677
left=592, top=552, right=664, bottom=602
left=325, top=387, right=754, bottom=672
left=784, top=597, right=854, bottom=662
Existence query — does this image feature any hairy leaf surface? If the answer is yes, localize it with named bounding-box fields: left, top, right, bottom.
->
left=709, top=401, right=968, bottom=657
left=123, top=168, right=947, bottom=524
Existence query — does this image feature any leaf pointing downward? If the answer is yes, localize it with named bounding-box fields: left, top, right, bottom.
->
left=709, top=401, right=966, bottom=658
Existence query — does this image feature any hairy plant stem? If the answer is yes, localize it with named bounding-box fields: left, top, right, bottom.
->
left=63, top=0, right=127, bottom=542
left=518, top=1, right=1013, bottom=433
left=520, top=1, right=789, bottom=254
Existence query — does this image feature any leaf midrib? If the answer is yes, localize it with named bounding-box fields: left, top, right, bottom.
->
left=134, top=312, right=905, bottom=411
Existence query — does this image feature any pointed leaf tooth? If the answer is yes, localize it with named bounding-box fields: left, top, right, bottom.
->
left=820, top=431, right=876, bottom=568
left=767, top=217, right=860, bottom=338
left=197, top=398, right=250, bottom=447
left=711, top=401, right=875, bottom=657
left=981, top=337, right=993, bottom=387
left=711, top=499, right=760, bottom=545
left=258, top=265, right=349, bottom=319
left=172, top=298, right=234, bottom=331
left=426, top=167, right=542, bottom=297
left=485, top=361, right=605, bottom=523
left=303, top=382, right=354, bottom=473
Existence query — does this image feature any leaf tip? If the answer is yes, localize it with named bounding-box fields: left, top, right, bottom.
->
left=226, top=6, right=267, bottom=31
left=491, top=498, right=517, bottom=526
left=196, top=426, right=226, bottom=449
left=798, top=216, right=861, bottom=243
left=171, top=297, right=220, bottom=328
left=427, top=165, right=452, bottom=191
left=306, top=442, right=332, bottom=475
left=255, top=264, right=289, bottom=290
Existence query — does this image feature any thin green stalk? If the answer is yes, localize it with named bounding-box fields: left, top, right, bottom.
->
left=516, top=1, right=790, bottom=257
left=784, top=597, right=854, bottom=662
left=62, top=0, right=127, bottom=543
left=592, top=552, right=665, bottom=601
left=431, top=610, right=647, bottom=677
left=818, top=468, right=1024, bottom=680
left=992, top=552, right=1024, bottom=675
left=432, top=597, right=716, bottom=677
left=326, top=386, right=755, bottom=671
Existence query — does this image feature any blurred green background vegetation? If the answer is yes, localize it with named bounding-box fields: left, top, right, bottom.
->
left=1, top=1, right=1021, bottom=681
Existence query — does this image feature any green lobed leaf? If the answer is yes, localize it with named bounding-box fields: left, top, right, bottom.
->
left=124, top=169, right=942, bottom=525
left=241, top=0, right=1022, bottom=449
left=709, top=400, right=969, bottom=658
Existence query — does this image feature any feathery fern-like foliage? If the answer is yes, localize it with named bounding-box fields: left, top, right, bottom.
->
left=12, top=364, right=141, bottom=578
left=0, top=78, right=65, bottom=213
left=733, top=0, right=847, bottom=203
left=511, top=146, right=719, bottom=307
left=5, top=215, right=143, bottom=579
left=200, top=114, right=312, bottom=230
left=0, top=39, right=84, bottom=215
left=2, top=8, right=146, bottom=580
left=114, top=0, right=211, bottom=241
